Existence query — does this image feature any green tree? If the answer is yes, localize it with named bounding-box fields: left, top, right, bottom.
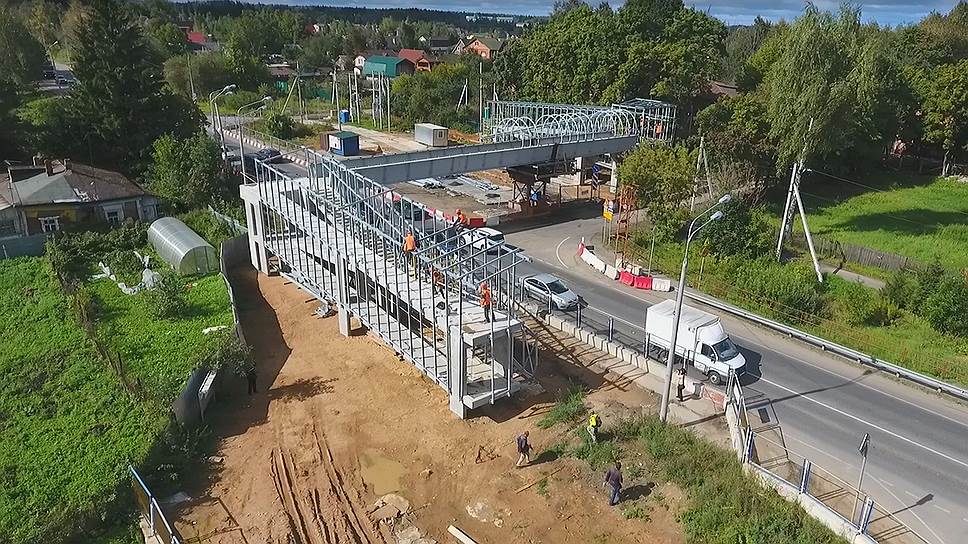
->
left=920, top=59, right=968, bottom=175
left=392, top=62, right=477, bottom=130
left=699, top=200, right=773, bottom=258
left=764, top=5, right=895, bottom=171
left=147, top=132, right=224, bottom=210
left=145, top=19, right=188, bottom=59
left=163, top=52, right=234, bottom=98
left=63, top=0, right=201, bottom=171
left=0, top=13, right=46, bottom=86
left=721, top=17, right=771, bottom=81
left=15, top=96, right=70, bottom=157
left=26, top=0, right=62, bottom=51
left=696, top=94, right=777, bottom=196
left=300, top=33, right=341, bottom=69
left=618, top=144, right=695, bottom=237
left=923, top=276, right=968, bottom=336
left=618, top=0, right=683, bottom=37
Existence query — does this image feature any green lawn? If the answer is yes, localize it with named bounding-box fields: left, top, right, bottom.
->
left=0, top=258, right=163, bottom=544
left=89, top=272, right=234, bottom=403
left=798, top=173, right=968, bottom=270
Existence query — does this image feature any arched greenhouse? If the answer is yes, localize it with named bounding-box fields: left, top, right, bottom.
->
left=147, top=217, right=218, bottom=275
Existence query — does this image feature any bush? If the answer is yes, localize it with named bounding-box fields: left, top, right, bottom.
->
left=881, top=270, right=917, bottom=310
left=47, top=224, right=148, bottom=280
left=721, top=257, right=828, bottom=320
left=537, top=387, right=587, bottom=428
left=923, top=276, right=968, bottom=336
left=178, top=209, right=238, bottom=249
left=145, top=270, right=187, bottom=318
left=198, top=332, right=251, bottom=375
left=700, top=200, right=773, bottom=259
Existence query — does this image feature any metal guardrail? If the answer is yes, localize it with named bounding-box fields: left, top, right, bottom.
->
left=684, top=289, right=968, bottom=402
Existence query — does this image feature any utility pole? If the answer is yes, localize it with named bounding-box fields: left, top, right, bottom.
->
left=333, top=71, right=341, bottom=131
left=690, top=136, right=712, bottom=211
left=478, top=61, right=483, bottom=134
left=775, top=118, right=823, bottom=283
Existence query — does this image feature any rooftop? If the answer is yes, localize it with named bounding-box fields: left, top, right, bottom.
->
left=7, top=161, right=146, bottom=207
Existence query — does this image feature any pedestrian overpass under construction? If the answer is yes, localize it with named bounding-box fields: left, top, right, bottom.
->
left=240, top=100, right=662, bottom=417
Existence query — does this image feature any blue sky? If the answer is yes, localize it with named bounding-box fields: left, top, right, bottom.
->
left=241, top=0, right=960, bottom=25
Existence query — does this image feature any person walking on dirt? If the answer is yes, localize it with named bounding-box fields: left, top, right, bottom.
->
left=603, top=461, right=623, bottom=506
left=516, top=431, right=532, bottom=467
left=676, top=366, right=687, bottom=402
left=246, top=367, right=258, bottom=395
left=587, top=411, right=601, bottom=443
left=432, top=267, right=445, bottom=297
left=479, top=281, right=492, bottom=322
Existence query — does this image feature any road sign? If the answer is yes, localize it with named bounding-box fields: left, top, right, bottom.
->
left=858, top=433, right=870, bottom=457
left=603, top=200, right=614, bottom=221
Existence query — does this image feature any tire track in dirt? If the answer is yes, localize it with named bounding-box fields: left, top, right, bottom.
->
left=269, top=423, right=387, bottom=544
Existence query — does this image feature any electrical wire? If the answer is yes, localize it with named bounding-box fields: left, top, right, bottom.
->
left=804, top=168, right=968, bottom=220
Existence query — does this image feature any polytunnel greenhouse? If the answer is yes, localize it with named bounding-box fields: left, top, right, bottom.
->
left=147, top=217, right=218, bottom=275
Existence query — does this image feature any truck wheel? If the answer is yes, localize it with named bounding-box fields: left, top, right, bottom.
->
left=707, top=371, right=723, bottom=386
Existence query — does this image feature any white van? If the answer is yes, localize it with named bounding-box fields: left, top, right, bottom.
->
left=645, top=300, right=746, bottom=385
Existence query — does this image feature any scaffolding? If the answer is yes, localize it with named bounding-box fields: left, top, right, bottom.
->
left=241, top=148, right=538, bottom=418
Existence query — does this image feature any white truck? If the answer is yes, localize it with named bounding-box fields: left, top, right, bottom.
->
left=645, top=300, right=746, bottom=385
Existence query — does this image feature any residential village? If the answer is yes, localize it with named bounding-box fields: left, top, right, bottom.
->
left=1, top=2, right=967, bottom=544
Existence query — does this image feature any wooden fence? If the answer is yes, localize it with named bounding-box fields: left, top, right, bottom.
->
left=790, top=232, right=923, bottom=272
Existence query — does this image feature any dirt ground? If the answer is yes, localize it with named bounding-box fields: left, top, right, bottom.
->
left=174, top=269, right=700, bottom=544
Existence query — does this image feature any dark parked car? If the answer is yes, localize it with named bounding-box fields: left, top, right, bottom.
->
left=243, top=148, right=285, bottom=170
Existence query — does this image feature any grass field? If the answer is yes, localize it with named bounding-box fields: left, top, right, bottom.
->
left=89, top=272, right=234, bottom=403
left=0, top=258, right=163, bottom=544
left=798, top=173, right=968, bottom=270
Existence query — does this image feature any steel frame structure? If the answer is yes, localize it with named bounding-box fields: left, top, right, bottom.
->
left=241, top=148, right=537, bottom=417
left=483, top=99, right=678, bottom=143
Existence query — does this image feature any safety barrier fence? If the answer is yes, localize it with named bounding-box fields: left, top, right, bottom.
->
left=130, top=465, right=182, bottom=544
left=725, top=376, right=931, bottom=544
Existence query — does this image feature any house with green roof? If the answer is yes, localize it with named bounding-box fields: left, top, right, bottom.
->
left=362, top=56, right=415, bottom=78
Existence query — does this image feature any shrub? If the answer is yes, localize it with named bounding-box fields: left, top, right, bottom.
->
left=537, top=387, right=587, bottom=428
left=923, top=276, right=968, bottom=336
left=261, top=110, right=295, bottom=139
left=914, top=259, right=947, bottom=306
left=47, top=224, right=148, bottom=280
left=881, top=270, right=917, bottom=310
left=198, top=332, right=251, bottom=375
left=721, top=257, right=828, bottom=320
left=145, top=270, right=187, bottom=318
left=700, top=200, right=773, bottom=259
left=178, top=209, right=238, bottom=249
left=835, top=281, right=875, bottom=325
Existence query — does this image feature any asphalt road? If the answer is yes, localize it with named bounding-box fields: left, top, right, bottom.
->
left=506, top=213, right=968, bottom=544
left=221, top=128, right=968, bottom=543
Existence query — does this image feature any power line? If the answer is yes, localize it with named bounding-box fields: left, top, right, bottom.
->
left=804, top=169, right=968, bottom=220
left=797, top=191, right=952, bottom=231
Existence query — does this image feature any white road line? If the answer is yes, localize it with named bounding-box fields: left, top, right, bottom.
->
left=729, top=331, right=968, bottom=431
left=758, top=376, right=968, bottom=471
left=870, top=476, right=945, bottom=544
left=934, top=505, right=952, bottom=513
left=905, top=490, right=920, bottom=499
left=555, top=236, right=571, bottom=268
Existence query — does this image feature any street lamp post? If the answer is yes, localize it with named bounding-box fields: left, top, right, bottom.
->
left=238, top=97, right=272, bottom=181
left=209, top=84, right=237, bottom=156
left=659, top=194, right=732, bottom=422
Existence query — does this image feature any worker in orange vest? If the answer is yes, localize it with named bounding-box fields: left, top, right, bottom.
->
left=403, top=230, right=418, bottom=270
left=480, top=281, right=492, bottom=322
left=455, top=208, right=469, bottom=228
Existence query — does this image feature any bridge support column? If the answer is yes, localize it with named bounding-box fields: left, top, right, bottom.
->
left=610, top=156, right=621, bottom=192
left=335, top=255, right=353, bottom=337
left=448, top=326, right=467, bottom=419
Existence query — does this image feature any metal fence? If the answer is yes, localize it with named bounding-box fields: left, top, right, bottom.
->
left=725, top=377, right=932, bottom=544
left=0, top=232, right=48, bottom=259
left=130, top=466, right=182, bottom=544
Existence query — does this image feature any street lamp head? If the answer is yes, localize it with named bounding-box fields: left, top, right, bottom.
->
left=710, top=211, right=724, bottom=221
left=223, top=84, right=237, bottom=92
left=718, top=194, right=732, bottom=205
left=51, top=40, right=59, bottom=47
left=262, top=96, right=272, bottom=102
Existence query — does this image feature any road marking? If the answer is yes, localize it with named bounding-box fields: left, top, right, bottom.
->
left=934, top=505, right=951, bottom=513
left=905, top=490, right=920, bottom=499
left=870, top=476, right=945, bottom=544
left=759, top=376, right=968, bottom=471
left=555, top=236, right=571, bottom=268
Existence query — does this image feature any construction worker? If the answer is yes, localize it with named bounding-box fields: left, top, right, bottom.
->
left=431, top=267, right=445, bottom=297
left=479, top=281, right=492, bottom=322
left=587, top=411, right=601, bottom=443
left=403, top=230, right=418, bottom=270
left=455, top=208, right=469, bottom=228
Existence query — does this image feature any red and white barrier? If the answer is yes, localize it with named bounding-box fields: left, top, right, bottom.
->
left=578, top=242, right=670, bottom=293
